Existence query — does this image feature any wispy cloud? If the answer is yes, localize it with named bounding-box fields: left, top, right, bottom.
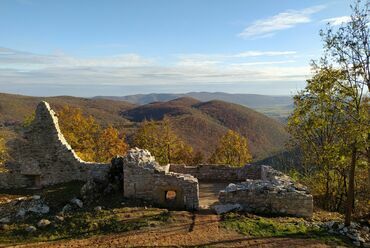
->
left=0, top=47, right=153, bottom=69
left=238, top=5, right=326, bottom=39
left=321, top=16, right=351, bottom=26
left=0, top=47, right=310, bottom=89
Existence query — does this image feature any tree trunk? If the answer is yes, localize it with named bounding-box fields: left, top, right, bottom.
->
left=345, top=144, right=357, bottom=226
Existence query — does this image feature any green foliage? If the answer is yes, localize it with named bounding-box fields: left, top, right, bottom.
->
left=58, top=105, right=128, bottom=162
left=0, top=137, right=8, bottom=169
left=288, top=68, right=368, bottom=212
left=210, top=130, right=252, bottom=167
left=133, top=117, right=201, bottom=165
left=22, top=112, right=35, bottom=128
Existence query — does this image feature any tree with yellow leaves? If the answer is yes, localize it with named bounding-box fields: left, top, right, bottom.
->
left=0, top=137, right=7, bottom=166
left=210, top=130, right=252, bottom=167
left=133, top=117, right=198, bottom=165
left=58, top=105, right=128, bottom=162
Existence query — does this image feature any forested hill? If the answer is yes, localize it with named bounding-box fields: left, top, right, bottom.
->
left=94, top=92, right=293, bottom=121
left=0, top=92, right=289, bottom=160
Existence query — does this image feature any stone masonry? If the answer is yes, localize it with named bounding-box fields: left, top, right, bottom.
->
left=123, top=148, right=199, bottom=210
left=0, top=101, right=110, bottom=188
left=218, top=165, right=313, bottom=218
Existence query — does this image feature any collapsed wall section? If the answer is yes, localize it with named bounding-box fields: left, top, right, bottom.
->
left=0, top=101, right=110, bottom=188
left=218, top=165, right=313, bottom=218
left=123, top=148, right=199, bottom=210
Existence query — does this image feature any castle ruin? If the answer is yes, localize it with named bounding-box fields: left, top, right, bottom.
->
left=0, top=101, right=313, bottom=217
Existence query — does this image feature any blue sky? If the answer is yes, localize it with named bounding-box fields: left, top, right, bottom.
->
left=0, top=0, right=351, bottom=96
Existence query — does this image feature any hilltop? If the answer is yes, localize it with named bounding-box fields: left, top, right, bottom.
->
left=0, top=92, right=289, bottom=160
left=94, top=92, right=293, bottom=121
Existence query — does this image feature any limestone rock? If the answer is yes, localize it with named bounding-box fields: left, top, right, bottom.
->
left=94, top=206, right=102, bottom=212
left=0, top=217, right=10, bottom=224
left=213, top=203, right=242, bottom=215
left=62, top=204, right=72, bottom=213
left=37, top=219, right=51, bottom=228
left=70, top=198, right=83, bottom=208
left=25, top=225, right=37, bottom=233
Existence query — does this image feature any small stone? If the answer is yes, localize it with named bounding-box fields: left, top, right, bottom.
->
left=55, top=215, right=64, bottom=222
left=70, top=198, right=83, bottom=208
left=353, top=241, right=361, bottom=247
left=28, top=204, right=50, bottom=214
left=25, top=225, right=37, bottom=233
left=363, top=226, right=369, bottom=233
left=0, top=224, right=10, bottom=230
left=37, top=219, right=51, bottom=228
left=94, top=206, right=102, bottom=212
left=16, top=209, right=26, bottom=219
left=32, top=195, right=41, bottom=200
left=213, top=203, right=242, bottom=214
left=0, top=217, right=10, bottom=224
left=62, top=204, right=72, bottom=213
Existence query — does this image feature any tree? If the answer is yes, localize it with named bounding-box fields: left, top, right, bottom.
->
left=210, top=130, right=252, bottom=167
left=133, top=117, right=197, bottom=165
left=320, top=0, right=369, bottom=225
left=288, top=68, right=358, bottom=210
left=58, top=105, right=128, bottom=162
left=96, top=126, right=128, bottom=162
left=0, top=137, right=7, bottom=166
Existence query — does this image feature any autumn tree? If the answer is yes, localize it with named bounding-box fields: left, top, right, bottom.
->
left=210, top=130, right=252, bottom=167
left=0, top=138, right=7, bottom=166
left=96, top=126, right=128, bottom=162
left=58, top=105, right=128, bottom=162
left=288, top=68, right=361, bottom=210
left=133, top=117, right=198, bottom=165
left=319, top=0, right=369, bottom=225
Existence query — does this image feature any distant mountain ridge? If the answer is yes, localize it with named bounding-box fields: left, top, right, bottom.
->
left=0, top=92, right=289, bottom=161
left=94, top=92, right=293, bottom=121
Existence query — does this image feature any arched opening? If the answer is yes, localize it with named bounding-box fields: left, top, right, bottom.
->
left=165, top=190, right=177, bottom=202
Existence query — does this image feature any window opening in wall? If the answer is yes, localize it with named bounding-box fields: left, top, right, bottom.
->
left=165, top=190, right=176, bottom=201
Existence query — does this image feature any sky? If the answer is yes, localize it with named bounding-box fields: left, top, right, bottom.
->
left=0, top=0, right=352, bottom=97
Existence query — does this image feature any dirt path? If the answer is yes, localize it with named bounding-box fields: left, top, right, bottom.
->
left=8, top=212, right=334, bottom=248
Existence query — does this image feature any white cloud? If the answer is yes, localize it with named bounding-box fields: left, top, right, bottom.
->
left=321, top=16, right=351, bottom=26
left=238, top=5, right=326, bottom=39
left=0, top=47, right=311, bottom=89
left=0, top=47, right=153, bottom=69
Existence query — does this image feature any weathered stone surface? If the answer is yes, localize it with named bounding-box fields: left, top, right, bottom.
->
left=123, top=148, right=199, bottom=210
left=70, top=198, right=83, bottom=208
left=25, top=225, right=37, bottom=233
left=0, top=101, right=110, bottom=189
left=37, top=219, right=51, bottom=228
left=170, top=164, right=262, bottom=182
left=213, top=203, right=242, bottom=214
left=217, top=165, right=313, bottom=218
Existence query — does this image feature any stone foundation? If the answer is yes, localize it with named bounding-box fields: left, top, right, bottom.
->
left=123, top=149, right=199, bottom=210
left=169, top=164, right=261, bottom=182
left=218, top=165, right=313, bottom=218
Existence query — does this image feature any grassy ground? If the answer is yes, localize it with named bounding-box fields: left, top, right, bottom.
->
left=221, top=212, right=351, bottom=247
left=0, top=182, right=354, bottom=247
left=0, top=182, right=171, bottom=246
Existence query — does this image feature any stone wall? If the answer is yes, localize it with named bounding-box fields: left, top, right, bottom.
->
left=123, top=148, right=199, bottom=210
left=218, top=165, right=313, bottom=218
left=169, top=164, right=261, bottom=182
left=0, top=101, right=110, bottom=189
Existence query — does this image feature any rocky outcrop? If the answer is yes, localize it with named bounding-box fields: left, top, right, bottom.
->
left=123, top=148, right=199, bottom=210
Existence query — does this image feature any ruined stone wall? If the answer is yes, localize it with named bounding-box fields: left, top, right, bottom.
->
left=169, top=164, right=261, bottom=182
left=123, top=149, right=199, bottom=210
left=0, top=101, right=110, bottom=189
left=218, top=165, right=313, bottom=218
